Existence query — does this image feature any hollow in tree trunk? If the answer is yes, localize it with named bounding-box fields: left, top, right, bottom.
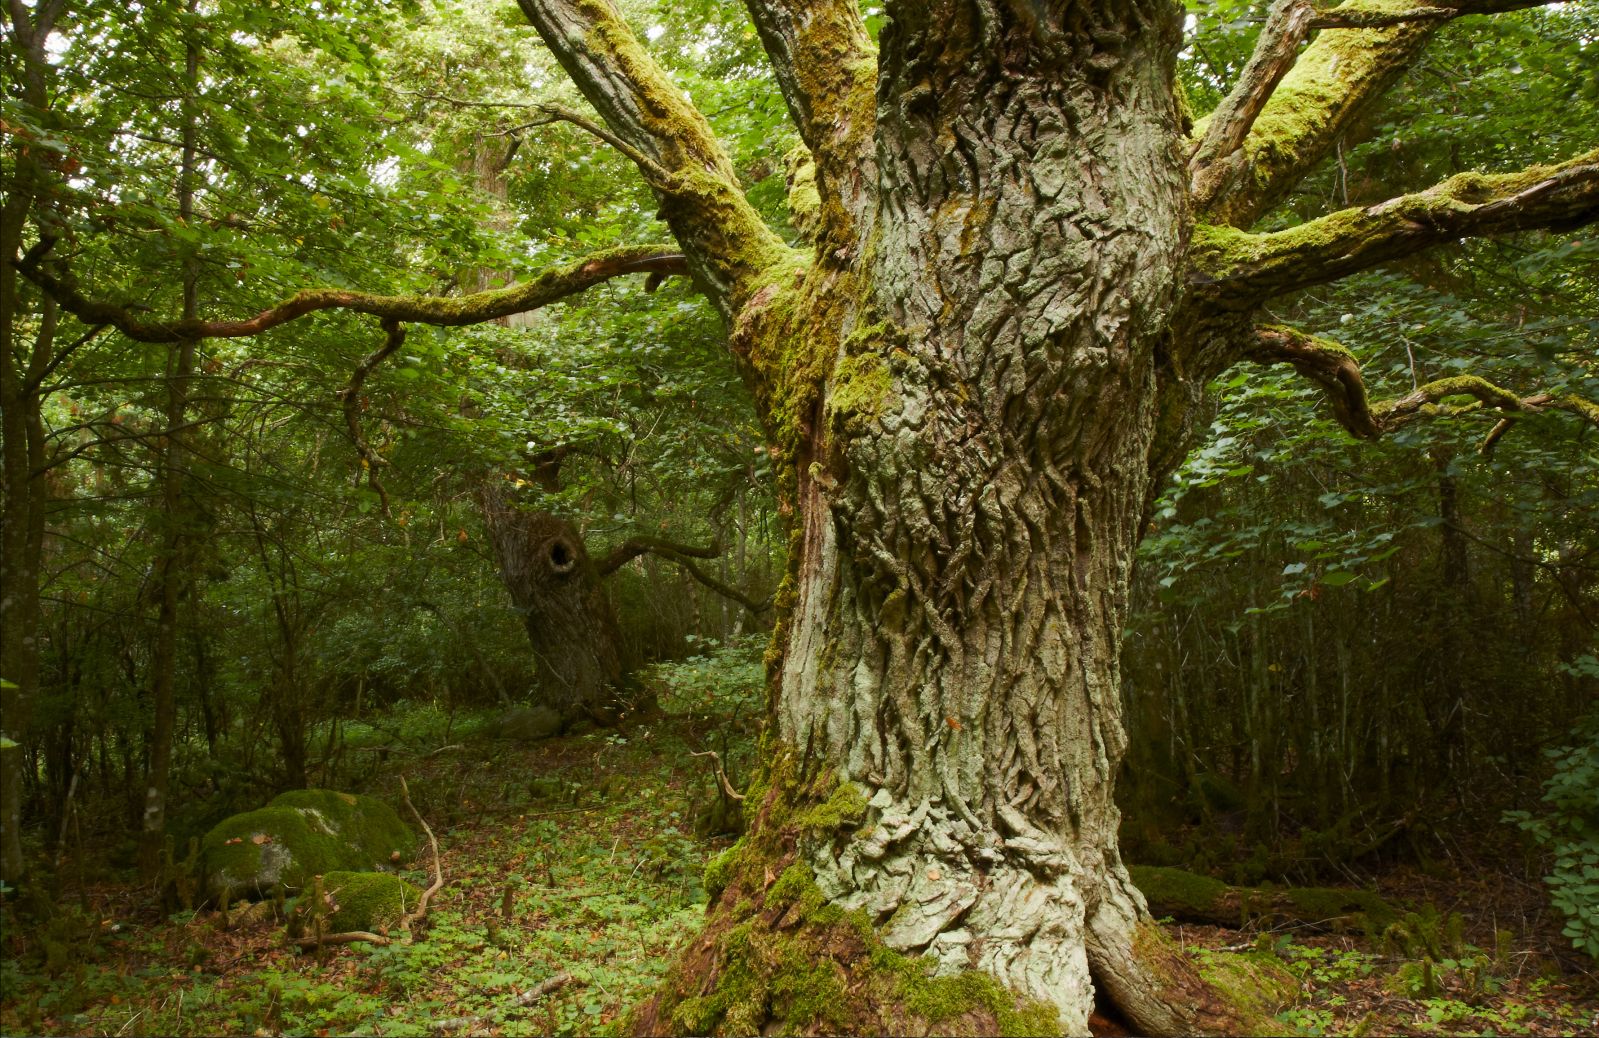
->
left=479, top=487, right=626, bottom=723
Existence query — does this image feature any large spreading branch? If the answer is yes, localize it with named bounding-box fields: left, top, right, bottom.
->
left=739, top=0, right=878, bottom=253
left=595, top=535, right=771, bottom=614
left=514, top=0, right=790, bottom=309
left=1191, top=148, right=1599, bottom=307
left=1193, top=0, right=1565, bottom=227
left=1245, top=325, right=1599, bottom=445
left=18, top=241, right=687, bottom=343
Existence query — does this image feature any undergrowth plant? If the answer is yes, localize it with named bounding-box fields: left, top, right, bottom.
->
left=1505, top=667, right=1599, bottom=961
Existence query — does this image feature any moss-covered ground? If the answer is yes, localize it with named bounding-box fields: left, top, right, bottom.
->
left=1, top=644, right=1595, bottom=1036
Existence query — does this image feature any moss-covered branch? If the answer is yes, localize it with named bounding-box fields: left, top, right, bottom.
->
left=1190, top=0, right=1319, bottom=202
left=18, top=240, right=688, bottom=343
left=514, top=0, right=793, bottom=308
left=1243, top=325, right=1599, bottom=446
left=1131, top=865, right=1399, bottom=934
left=1194, top=0, right=1568, bottom=226
left=1192, top=149, right=1599, bottom=305
left=739, top=0, right=877, bottom=252
left=1244, top=326, right=1382, bottom=437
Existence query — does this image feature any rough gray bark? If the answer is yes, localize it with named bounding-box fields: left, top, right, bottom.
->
left=768, top=7, right=1195, bottom=1030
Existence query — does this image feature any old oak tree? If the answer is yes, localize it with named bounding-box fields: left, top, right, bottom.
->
left=9, top=0, right=1599, bottom=1032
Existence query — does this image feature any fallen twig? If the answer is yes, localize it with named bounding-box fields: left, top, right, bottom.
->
left=430, top=971, right=577, bottom=1034
left=288, top=929, right=391, bottom=948
left=399, top=774, right=445, bottom=932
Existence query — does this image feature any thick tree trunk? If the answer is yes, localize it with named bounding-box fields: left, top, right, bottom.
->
left=479, top=489, right=625, bottom=722
left=778, top=11, right=1191, bottom=1031
left=637, top=7, right=1272, bottom=1035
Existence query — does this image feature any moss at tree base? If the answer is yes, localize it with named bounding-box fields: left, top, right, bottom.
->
left=630, top=748, right=1060, bottom=1037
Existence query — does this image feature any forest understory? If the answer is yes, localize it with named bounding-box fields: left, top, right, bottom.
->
left=1, top=649, right=1594, bottom=1038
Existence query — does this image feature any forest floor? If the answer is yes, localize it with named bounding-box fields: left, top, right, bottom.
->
left=2, top=656, right=1595, bottom=1036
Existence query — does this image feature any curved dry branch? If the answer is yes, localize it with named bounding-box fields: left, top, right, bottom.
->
left=17, top=241, right=687, bottom=343
left=1194, top=0, right=1568, bottom=226
left=595, top=535, right=772, bottom=613
left=398, top=775, right=444, bottom=933
left=594, top=535, right=720, bottom=576
left=1244, top=325, right=1599, bottom=447
left=338, top=318, right=407, bottom=516
left=514, top=0, right=791, bottom=309
left=739, top=0, right=877, bottom=252
left=1192, top=149, right=1599, bottom=306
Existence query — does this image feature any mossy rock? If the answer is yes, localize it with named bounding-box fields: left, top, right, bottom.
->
left=498, top=705, right=562, bottom=743
left=199, top=789, right=416, bottom=903
left=320, top=871, right=423, bottom=933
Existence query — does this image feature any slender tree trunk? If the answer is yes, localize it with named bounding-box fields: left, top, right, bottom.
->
left=0, top=297, right=51, bottom=887
left=138, top=5, right=202, bottom=878
left=0, top=0, right=65, bottom=890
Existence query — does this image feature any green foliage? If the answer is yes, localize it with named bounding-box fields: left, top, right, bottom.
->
left=1504, top=694, right=1599, bottom=961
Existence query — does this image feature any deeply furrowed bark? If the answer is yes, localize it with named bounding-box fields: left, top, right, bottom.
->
left=630, top=5, right=1273, bottom=1035
left=793, top=8, right=1180, bottom=1031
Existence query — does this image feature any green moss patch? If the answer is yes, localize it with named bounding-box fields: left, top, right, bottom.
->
left=319, top=871, right=422, bottom=933
left=630, top=746, right=1059, bottom=1036
left=1197, top=950, right=1301, bottom=1023
left=199, top=789, right=416, bottom=903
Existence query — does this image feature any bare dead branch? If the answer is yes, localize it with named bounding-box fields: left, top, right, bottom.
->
left=659, top=554, right=774, bottom=615
left=17, top=239, right=688, bottom=343
left=594, top=535, right=721, bottom=576
left=337, top=318, right=406, bottom=516
left=1192, top=148, right=1599, bottom=306
left=288, top=929, right=392, bottom=948
left=493, top=103, right=672, bottom=184
left=595, top=535, right=772, bottom=613
left=398, top=775, right=444, bottom=933
left=430, top=972, right=576, bottom=1035
left=689, top=749, right=746, bottom=802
